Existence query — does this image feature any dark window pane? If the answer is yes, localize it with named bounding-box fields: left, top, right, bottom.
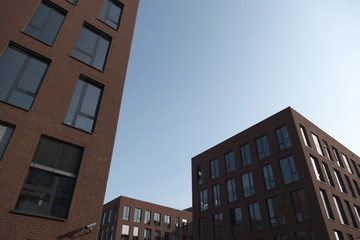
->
left=0, top=122, right=14, bottom=160
left=99, top=0, right=122, bottom=29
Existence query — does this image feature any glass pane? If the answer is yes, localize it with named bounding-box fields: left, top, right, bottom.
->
left=99, top=0, right=110, bottom=21
left=93, top=37, right=109, bottom=70
left=8, top=90, right=34, bottom=109
left=71, top=49, right=92, bottom=65
left=16, top=188, right=51, bottom=215
left=64, top=80, right=84, bottom=125
left=51, top=176, right=75, bottom=218
left=18, top=58, right=47, bottom=93
left=74, top=27, right=97, bottom=55
left=75, top=114, right=93, bottom=132
left=26, top=168, right=55, bottom=188
left=42, top=9, right=65, bottom=45
left=25, top=3, right=50, bottom=32
left=80, top=83, right=101, bottom=116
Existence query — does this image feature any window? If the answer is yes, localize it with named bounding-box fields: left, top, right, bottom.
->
left=256, top=135, right=270, bottom=160
left=248, top=202, right=262, bottom=231
left=0, top=122, right=14, bottom=160
left=225, top=151, right=236, bottom=173
left=344, top=200, right=358, bottom=229
left=108, top=209, right=112, bottom=223
left=333, top=195, right=349, bottom=225
left=230, top=207, right=244, bottom=236
left=344, top=175, right=356, bottom=198
left=275, top=125, right=291, bottom=151
left=121, top=224, right=130, bottom=240
left=0, top=46, right=49, bottom=110
left=175, top=217, right=180, bottom=230
left=333, top=147, right=344, bottom=168
left=323, top=140, right=333, bottom=161
left=295, top=230, right=315, bottom=240
left=182, top=219, right=188, bottom=232
left=101, top=211, right=106, bottom=225
left=155, top=230, right=161, bottom=240
left=154, top=212, right=161, bottom=226
left=334, top=169, right=347, bottom=194
left=134, top=208, right=141, bottom=223
left=353, top=204, right=360, bottom=223
left=99, top=0, right=123, bottom=29
left=212, top=184, right=221, bottom=207
left=67, top=0, right=78, bottom=4
left=199, top=218, right=205, bottom=240
left=240, top=144, right=252, bottom=166
left=24, top=2, right=65, bottom=45
left=71, top=25, right=111, bottom=70
left=353, top=180, right=360, bottom=196
left=144, top=228, right=151, bottom=240
left=311, top=133, right=324, bottom=156
left=199, top=189, right=208, bottom=211
left=241, top=172, right=255, bottom=197
left=319, top=189, right=334, bottom=220
left=291, top=189, right=311, bottom=222
left=274, top=235, right=287, bottom=240
left=342, top=154, right=353, bottom=174
left=210, top=159, right=219, bottom=179
left=334, top=230, right=345, bottom=240
left=346, top=234, right=354, bottom=240
left=213, top=213, right=224, bottom=240
left=262, top=164, right=276, bottom=190
left=196, top=166, right=203, bottom=185
left=15, top=136, right=83, bottom=219
left=351, top=159, right=360, bottom=178
left=144, top=210, right=151, bottom=225
left=226, top=178, right=237, bottom=203
left=279, top=156, right=299, bottom=184
left=300, top=125, right=311, bottom=147
left=122, top=206, right=130, bottom=221
left=114, top=206, right=118, bottom=221
left=310, top=156, right=325, bottom=182
left=266, top=196, right=285, bottom=227
left=165, top=232, right=170, bottom=240
left=164, top=215, right=171, bottom=229
left=322, top=162, right=335, bottom=187
left=109, top=225, right=114, bottom=240
left=133, top=226, right=139, bottom=240
left=64, top=78, right=102, bottom=132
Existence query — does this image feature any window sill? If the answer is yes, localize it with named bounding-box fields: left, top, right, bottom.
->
left=97, top=18, right=119, bottom=31
left=11, top=209, right=66, bottom=222
left=69, top=55, right=105, bottom=73
left=20, top=31, right=54, bottom=47
left=0, top=100, right=31, bottom=112
left=62, top=123, right=94, bottom=135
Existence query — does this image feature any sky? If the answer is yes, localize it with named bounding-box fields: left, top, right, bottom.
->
left=104, top=0, right=360, bottom=210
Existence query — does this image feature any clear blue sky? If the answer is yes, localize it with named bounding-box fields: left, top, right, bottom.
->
left=104, top=0, right=360, bottom=209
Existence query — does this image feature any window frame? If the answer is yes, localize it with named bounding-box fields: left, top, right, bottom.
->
left=98, top=0, right=124, bottom=30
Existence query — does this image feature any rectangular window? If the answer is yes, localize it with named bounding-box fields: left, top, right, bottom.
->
left=164, top=215, right=171, bottom=229
left=133, top=226, right=139, bottom=240
left=256, top=135, right=270, bottom=160
left=310, top=156, right=325, bottom=182
left=213, top=213, right=224, bottom=240
left=295, top=230, right=315, bottom=240
left=291, top=189, right=311, bottom=222
left=24, top=1, right=66, bottom=45
left=122, top=206, right=130, bottom=221
left=344, top=200, right=358, bottom=229
left=0, top=45, right=49, bottom=110
left=230, top=207, right=244, bottom=236
left=353, top=204, right=360, bottom=223
left=165, top=232, right=170, bottom=240
left=101, top=211, right=106, bottom=225
left=144, top=210, right=151, bottom=225
left=199, top=189, right=208, bottom=211
left=154, top=212, right=161, bottom=226
left=71, top=24, right=111, bottom=71
left=262, top=164, right=276, bottom=190
left=334, top=169, right=347, bottom=194
left=248, top=202, right=262, bottom=231
left=333, top=147, right=344, bottom=168
left=172, top=233, right=178, bottom=240
left=121, top=224, right=130, bottom=239
left=300, top=125, right=311, bottom=147
left=333, top=195, right=349, bottom=225
left=322, top=162, right=335, bottom=187
left=182, top=219, right=188, bottom=232
left=319, top=189, right=334, bottom=220
left=344, top=175, right=356, bottom=199
left=134, top=208, right=142, bottom=223
left=225, top=151, right=236, bottom=173
left=67, top=0, right=78, bottom=4
left=210, top=159, right=219, bottom=179
left=323, top=140, right=333, bottom=161
left=311, top=133, right=324, bottom=156
left=196, top=166, right=203, bottom=185
left=15, top=136, right=83, bottom=219
left=199, top=218, right=205, bottom=240
left=212, top=184, right=221, bottom=207
left=266, top=196, right=285, bottom=227
left=226, top=178, right=237, bottom=203
left=113, top=206, right=118, bottom=221
left=144, top=228, right=151, bottom=240
left=351, top=159, right=360, bottom=178
left=240, top=144, right=252, bottom=166
left=275, top=125, right=292, bottom=151
left=175, top=217, right=180, bottom=230
left=99, top=0, right=123, bottom=29
left=64, top=78, right=102, bottom=132
left=108, top=209, right=112, bottom=223
left=334, top=230, right=345, bottom=240
left=342, top=154, right=353, bottom=174
left=155, top=230, right=161, bottom=240
left=353, top=180, right=360, bottom=196
left=279, top=155, right=299, bottom=184
left=241, top=171, right=255, bottom=197
left=0, top=122, right=14, bottom=160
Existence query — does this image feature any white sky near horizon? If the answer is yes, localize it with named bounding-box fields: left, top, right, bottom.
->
left=104, top=0, right=360, bottom=210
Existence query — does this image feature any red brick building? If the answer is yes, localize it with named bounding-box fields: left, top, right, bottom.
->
left=0, top=0, right=139, bottom=239
left=100, top=196, right=193, bottom=240
left=192, top=107, right=360, bottom=240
